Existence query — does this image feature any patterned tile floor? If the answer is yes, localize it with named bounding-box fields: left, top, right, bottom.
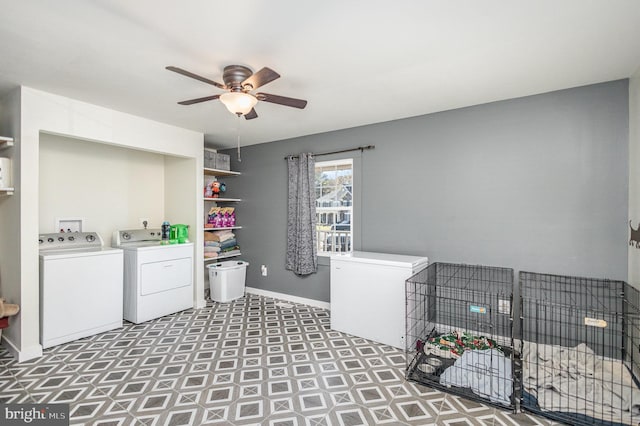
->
left=0, top=294, right=555, bottom=425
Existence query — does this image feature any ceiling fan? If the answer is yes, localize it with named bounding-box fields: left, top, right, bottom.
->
left=166, top=65, right=307, bottom=120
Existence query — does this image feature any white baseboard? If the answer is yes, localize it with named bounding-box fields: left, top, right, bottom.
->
left=245, top=287, right=330, bottom=310
left=1, top=335, right=43, bottom=363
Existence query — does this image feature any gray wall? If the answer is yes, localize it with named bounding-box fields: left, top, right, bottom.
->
left=221, top=80, right=629, bottom=303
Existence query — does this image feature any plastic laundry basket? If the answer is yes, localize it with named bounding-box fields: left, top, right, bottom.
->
left=208, top=260, right=249, bottom=303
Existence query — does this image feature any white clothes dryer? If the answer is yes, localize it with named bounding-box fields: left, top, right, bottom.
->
left=113, top=229, right=194, bottom=324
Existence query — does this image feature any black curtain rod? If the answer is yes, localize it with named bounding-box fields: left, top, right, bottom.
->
left=284, top=145, right=375, bottom=160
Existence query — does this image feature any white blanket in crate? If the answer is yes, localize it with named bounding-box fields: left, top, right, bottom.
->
left=439, top=349, right=512, bottom=406
left=523, top=342, right=640, bottom=424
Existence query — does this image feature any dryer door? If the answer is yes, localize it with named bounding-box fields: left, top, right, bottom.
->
left=140, top=257, right=192, bottom=295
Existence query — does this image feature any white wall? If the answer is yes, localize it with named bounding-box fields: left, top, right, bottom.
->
left=630, top=69, right=640, bottom=288
left=1, top=86, right=204, bottom=361
left=164, top=155, right=198, bottom=247
left=39, top=133, right=166, bottom=239
left=0, top=89, right=23, bottom=354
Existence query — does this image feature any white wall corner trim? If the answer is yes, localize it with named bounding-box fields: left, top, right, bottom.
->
left=195, top=298, right=207, bottom=309
left=629, top=72, right=640, bottom=287
left=245, top=287, right=331, bottom=310
left=1, top=335, right=43, bottom=363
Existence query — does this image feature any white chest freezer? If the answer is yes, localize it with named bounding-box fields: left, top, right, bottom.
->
left=330, top=251, right=428, bottom=349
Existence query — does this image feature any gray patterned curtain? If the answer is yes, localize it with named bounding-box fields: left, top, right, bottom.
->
left=286, top=153, right=317, bottom=275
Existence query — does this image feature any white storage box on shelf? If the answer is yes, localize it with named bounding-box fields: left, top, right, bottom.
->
left=203, top=148, right=230, bottom=171
left=214, top=153, right=230, bottom=170
left=208, top=260, right=249, bottom=302
left=204, top=148, right=216, bottom=169
left=0, top=157, right=11, bottom=188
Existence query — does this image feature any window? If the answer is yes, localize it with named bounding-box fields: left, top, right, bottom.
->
left=315, top=159, right=353, bottom=254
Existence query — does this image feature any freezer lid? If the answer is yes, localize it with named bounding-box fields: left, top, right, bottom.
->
left=330, top=251, right=428, bottom=269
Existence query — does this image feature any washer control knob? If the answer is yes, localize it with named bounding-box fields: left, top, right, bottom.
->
left=47, top=238, right=54, bottom=243
left=86, top=234, right=95, bottom=242
left=39, top=239, right=43, bottom=244
left=122, top=232, right=131, bottom=241
left=68, top=236, right=75, bottom=241
left=58, top=236, right=64, bottom=242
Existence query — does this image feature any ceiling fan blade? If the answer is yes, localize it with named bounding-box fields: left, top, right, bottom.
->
left=166, top=66, right=226, bottom=89
left=256, top=92, right=307, bottom=109
left=244, top=108, right=258, bottom=120
left=177, top=94, right=220, bottom=105
left=242, top=67, right=280, bottom=90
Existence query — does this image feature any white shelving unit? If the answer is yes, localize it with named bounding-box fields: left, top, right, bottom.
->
left=204, top=165, right=242, bottom=262
left=204, top=252, right=241, bottom=263
left=204, top=168, right=241, bottom=177
left=203, top=226, right=242, bottom=231
left=203, top=197, right=241, bottom=202
left=0, top=136, right=14, bottom=195
left=0, top=136, right=14, bottom=150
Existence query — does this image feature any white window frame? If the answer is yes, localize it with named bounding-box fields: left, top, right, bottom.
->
left=315, top=158, right=353, bottom=255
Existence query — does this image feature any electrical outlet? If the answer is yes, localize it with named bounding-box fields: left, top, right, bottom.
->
left=261, top=265, right=268, bottom=276
left=139, top=218, right=150, bottom=229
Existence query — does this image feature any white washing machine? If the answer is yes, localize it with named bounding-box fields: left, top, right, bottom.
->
left=39, top=232, right=124, bottom=349
left=113, top=229, right=194, bottom=324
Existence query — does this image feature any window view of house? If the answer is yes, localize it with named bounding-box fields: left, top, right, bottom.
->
left=315, top=159, right=353, bottom=253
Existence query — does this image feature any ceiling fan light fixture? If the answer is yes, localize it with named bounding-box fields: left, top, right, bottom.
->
left=167, top=65, right=307, bottom=120
left=219, top=92, right=258, bottom=116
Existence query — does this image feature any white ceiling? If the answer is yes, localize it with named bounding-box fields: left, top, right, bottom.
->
left=1, top=1, right=639, bottom=149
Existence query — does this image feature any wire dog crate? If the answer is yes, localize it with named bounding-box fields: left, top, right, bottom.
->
left=519, top=272, right=640, bottom=426
left=406, top=262, right=516, bottom=408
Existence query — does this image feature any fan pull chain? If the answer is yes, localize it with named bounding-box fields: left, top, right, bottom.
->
left=237, top=133, right=241, bottom=162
